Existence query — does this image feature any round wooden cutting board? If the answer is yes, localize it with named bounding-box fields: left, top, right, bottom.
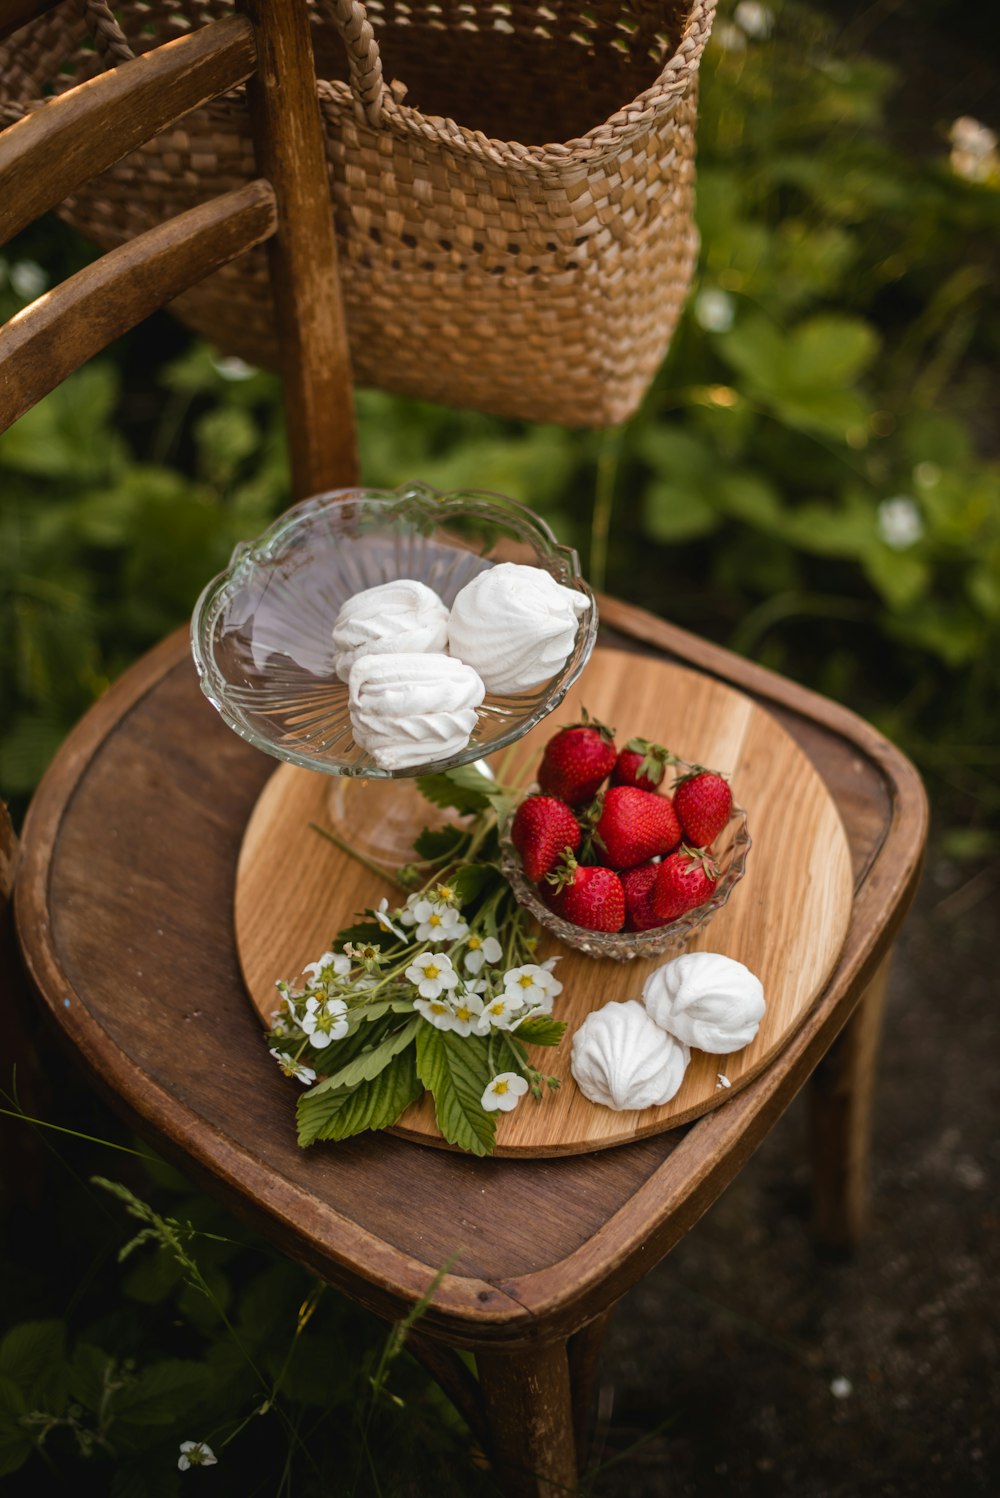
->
left=235, top=648, right=853, bottom=1156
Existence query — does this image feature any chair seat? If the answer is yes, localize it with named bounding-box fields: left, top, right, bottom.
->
left=15, top=598, right=926, bottom=1352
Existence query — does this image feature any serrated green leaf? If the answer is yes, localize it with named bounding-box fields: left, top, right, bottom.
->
left=417, top=766, right=493, bottom=815
left=308, top=1017, right=419, bottom=1096
left=0, top=1320, right=66, bottom=1403
left=297, top=1050, right=421, bottom=1146
left=114, top=1359, right=211, bottom=1427
left=413, top=825, right=466, bottom=861
left=513, top=1016, right=568, bottom=1047
left=415, top=1027, right=495, bottom=1157
left=449, top=863, right=496, bottom=906
left=0, top=1374, right=31, bottom=1478
left=333, top=921, right=391, bottom=950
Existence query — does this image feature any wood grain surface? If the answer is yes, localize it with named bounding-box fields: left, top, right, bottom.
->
left=236, top=648, right=853, bottom=1154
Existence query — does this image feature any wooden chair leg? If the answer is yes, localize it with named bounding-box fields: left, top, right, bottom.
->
left=568, top=1309, right=612, bottom=1473
left=808, top=954, right=892, bottom=1249
left=477, top=1339, right=578, bottom=1497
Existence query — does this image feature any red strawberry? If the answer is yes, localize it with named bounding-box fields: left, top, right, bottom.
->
left=510, top=795, right=581, bottom=882
left=652, top=847, right=721, bottom=921
left=612, top=737, right=675, bottom=793
left=593, top=785, right=681, bottom=870
left=545, top=853, right=625, bottom=932
left=621, top=863, right=663, bottom=931
left=673, top=768, right=732, bottom=848
left=537, top=710, right=616, bottom=807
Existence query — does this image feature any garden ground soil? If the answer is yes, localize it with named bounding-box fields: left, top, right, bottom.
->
left=589, top=833, right=999, bottom=1496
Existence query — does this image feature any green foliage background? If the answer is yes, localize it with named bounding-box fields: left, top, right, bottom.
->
left=2, top=1, right=999, bottom=1492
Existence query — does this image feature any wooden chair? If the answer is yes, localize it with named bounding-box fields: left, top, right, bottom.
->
left=1, top=3, right=928, bottom=1493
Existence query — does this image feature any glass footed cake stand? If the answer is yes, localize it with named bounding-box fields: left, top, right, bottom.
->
left=191, top=484, right=598, bottom=864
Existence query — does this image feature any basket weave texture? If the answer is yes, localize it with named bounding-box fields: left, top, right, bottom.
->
left=0, top=0, right=716, bottom=426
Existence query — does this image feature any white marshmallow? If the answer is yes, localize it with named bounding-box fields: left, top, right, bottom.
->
left=643, top=953, right=765, bottom=1054
left=348, top=652, right=485, bottom=771
left=447, top=562, right=589, bottom=694
left=570, top=1000, right=690, bottom=1112
left=332, top=579, right=449, bottom=682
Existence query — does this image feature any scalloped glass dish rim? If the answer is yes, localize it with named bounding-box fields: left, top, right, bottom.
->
left=190, top=483, right=599, bottom=780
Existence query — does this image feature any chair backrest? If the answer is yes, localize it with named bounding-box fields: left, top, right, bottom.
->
left=0, top=0, right=359, bottom=498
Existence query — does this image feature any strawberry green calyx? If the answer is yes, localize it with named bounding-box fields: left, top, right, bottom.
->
left=672, top=763, right=728, bottom=788
left=544, top=848, right=580, bottom=894
left=625, top=737, right=675, bottom=787
left=563, top=705, right=615, bottom=743
left=679, top=844, right=721, bottom=881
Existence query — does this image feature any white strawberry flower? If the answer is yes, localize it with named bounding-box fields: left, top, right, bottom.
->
left=481, top=1072, right=530, bottom=1113
left=464, top=934, right=503, bottom=974
left=269, top=1049, right=317, bottom=1085
left=303, top=950, right=351, bottom=988
left=449, top=992, right=485, bottom=1037
left=474, top=992, right=525, bottom=1034
left=414, top=996, right=457, bottom=1031
left=178, top=1440, right=217, bottom=1471
left=300, top=995, right=349, bottom=1049
left=374, top=898, right=406, bottom=940
left=502, top=963, right=563, bottom=1011
left=411, top=898, right=469, bottom=943
left=406, top=951, right=459, bottom=999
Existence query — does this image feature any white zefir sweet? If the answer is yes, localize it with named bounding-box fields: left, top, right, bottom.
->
left=332, top=579, right=449, bottom=682
left=643, top=953, right=765, bottom=1054
left=447, top=562, right=589, bottom=694
left=348, top=652, right=485, bottom=771
left=570, top=1000, right=690, bottom=1112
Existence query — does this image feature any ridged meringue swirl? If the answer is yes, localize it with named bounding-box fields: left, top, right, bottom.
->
left=447, top=562, right=589, bottom=694
left=347, top=652, right=485, bottom=771
left=332, top=579, right=449, bottom=682
left=570, top=1000, right=690, bottom=1112
left=643, top=953, right=765, bottom=1054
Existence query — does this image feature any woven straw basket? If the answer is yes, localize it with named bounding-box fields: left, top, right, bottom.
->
left=1, top=0, right=716, bottom=426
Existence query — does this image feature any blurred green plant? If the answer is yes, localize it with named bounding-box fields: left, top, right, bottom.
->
left=2, top=0, right=998, bottom=835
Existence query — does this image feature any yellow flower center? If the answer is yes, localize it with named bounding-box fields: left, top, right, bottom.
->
left=429, top=913, right=442, bottom=927
left=518, top=975, right=535, bottom=989
left=455, top=1005, right=472, bottom=1022
left=437, top=885, right=455, bottom=902
left=489, top=1002, right=506, bottom=1015
left=468, top=936, right=482, bottom=950
left=424, top=963, right=440, bottom=980
left=493, top=1079, right=509, bottom=1095
left=429, top=1001, right=448, bottom=1014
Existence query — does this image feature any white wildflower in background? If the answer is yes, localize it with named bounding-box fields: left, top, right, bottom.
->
left=713, top=21, right=747, bottom=52
left=374, top=898, right=406, bottom=939
left=178, top=1440, right=217, bottom=1470
left=734, top=1, right=774, bottom=39
left=303, top=951, right=351, bottom=987
left=481, top=1073, right=530, bottom=1113
left=406, top=952, right=459, bottom=999
left=949, top=117, right=999, bottom=185
left=830, top=1376, right=853, bottom=1399
left=695, top=288, right=736, bottom=333
left=464, top=934, right=503, bottom=974
left=300, top=995, right=349, bottom=1048
left=502, top=964, right=563, bottom=1011
left=268, top=1050, right=317, bottom=1085
left=414, top=996, right=457, bottom=1030
left=212, top=354, right=256, bottom=380
left=877, top=496, right=924, bottom=550
left=9, top=260, right=48, bottom=299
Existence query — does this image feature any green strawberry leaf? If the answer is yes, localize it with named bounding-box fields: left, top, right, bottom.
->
left=413, top=825, right=466, bottom=861
left=513, top=1016, right=567, bottom=1048
left=296, top=1050, right=421, bottom=1146
left=415, top=1026, right=496, bottom=1157
left=417, top=766, right=494, bottom=815
left=307, top=1017, right=419, bottom=1096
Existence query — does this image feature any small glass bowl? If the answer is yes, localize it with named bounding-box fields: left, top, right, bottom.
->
left=498, top=784, right=751, bottom=963
left=191, top=484, right=597, bottom=778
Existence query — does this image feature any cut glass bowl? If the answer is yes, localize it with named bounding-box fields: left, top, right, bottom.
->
left=499, top=782, right=751, bottom=963
left=191, top=484, right=598, bottom=778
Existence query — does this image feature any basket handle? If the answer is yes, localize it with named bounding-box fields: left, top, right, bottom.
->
left=76, top=1, right=385, bottom=127
left=315, top=0, right=385, bottom=127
